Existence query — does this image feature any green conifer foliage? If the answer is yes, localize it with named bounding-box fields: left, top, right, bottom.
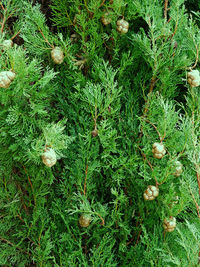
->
left=0, top=0, right=200, bottom=266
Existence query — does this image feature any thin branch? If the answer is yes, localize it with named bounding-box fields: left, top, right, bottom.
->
left=0, top=9, right=16, bottom=34
left=143, top=77, right=158, bottom=115
left=190, top=42, right=199, bottom=70
left=0, top=9, right=6, bottom=33
left=99, top=0, right=106, bottom=8
left=17, top=214, right=25, bottom=223
left=96, top=213, right=105, bottom=225
left=137, top=145, right=160, bottom=186
left=0, top=236, right=31, bottom=256
left=83, top=165, right=88, bottom=196
left=158, top=173, right=170, bottom=186
left=23, top=165, right=36, bottom=206
left=163, top=230, right=166, bottom=241
left=38, top=28, right=54, bottom=48
left=134, top=229, right=142, bottom=247
left=137, top=145, right=153, bottom=171
left=170, top=20, right=178, bottom=39
left=167, top=17, right=171, bottom=23
left=127, top=218, right=142, bottom=246
left=196, top=170, right=200, bottom=197
left=126, top=234, right=136, bottom=246
left=16, top=214, right=38, bottom=246
left=0, top=1, right=4, bottom=11
left=16, top=183, right=29, bottom=213
left=189, top=186, right=200, bottom=218
left=164, top=0, right=169, bottom=20
left=11, top=30, right=21, bottom=40
left=83, top=0, right=93, bottom=18
left=142, top=118, right=165, bottom=142
left=66, top=10, right=75, bottom=26
left=149, top=76, right=157, bottom=94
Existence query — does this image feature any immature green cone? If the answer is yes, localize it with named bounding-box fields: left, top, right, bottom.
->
left=116, top=19, right=129, bottom=34
left=42, top=148, right=57, bottom=167
left=0, top=71, right=16, bottom=88
left=79, top=214, right=91, bottom=227
left=51, top=47, right=64, bottom=64
left=163, top=217, right=176, bottom=232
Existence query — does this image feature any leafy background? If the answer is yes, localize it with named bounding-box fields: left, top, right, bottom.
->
left=0, top=0, right=200, bottom=266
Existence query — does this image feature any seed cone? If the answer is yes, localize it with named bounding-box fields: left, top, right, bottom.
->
left=79, top=214, right=91, bottom=227
left=116, top=19, right=129, bottom=34
left=2, top=39, right=13, bottom=49
left=144, top=185, right=159, bottom=201
left=0, top=71, right=16, bottom=88
left=51, top=47, right=64, bottom=64
left=173, top=161, right=183, bottom=177
left=187, top=69, right=200, bottom=87
left=152, top=142, right=166, bottom=159
left=163, top=217, right=176, bottom=232
left=42, top=148, right=57, bottom=167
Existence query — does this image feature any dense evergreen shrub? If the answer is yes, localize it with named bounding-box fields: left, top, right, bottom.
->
left=0, top=0, right=200, bottom=266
